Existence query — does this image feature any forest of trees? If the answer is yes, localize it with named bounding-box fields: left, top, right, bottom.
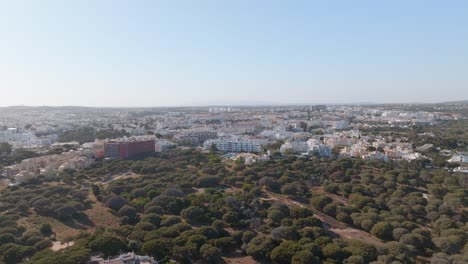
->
left=58, top=127, right=130, bottom=143
left=0, top=149, right=466, bottom=263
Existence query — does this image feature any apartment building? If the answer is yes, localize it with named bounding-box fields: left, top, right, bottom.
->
left=104, top=136, right=155, bottom=158
left=279, top=141, right=309, bottom=154
left=204, top=139, right=262, bottom=153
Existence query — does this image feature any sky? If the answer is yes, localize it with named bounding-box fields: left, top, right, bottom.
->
left=0, top=0, right=467, bottom=107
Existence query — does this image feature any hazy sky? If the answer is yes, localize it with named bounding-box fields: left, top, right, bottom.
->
left=1, top=1, right=467, bottom=107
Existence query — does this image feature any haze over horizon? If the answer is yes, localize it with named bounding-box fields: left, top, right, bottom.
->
left=1, top=99, right=468, bottom=109
left=1, top=1, right=468, bottom=107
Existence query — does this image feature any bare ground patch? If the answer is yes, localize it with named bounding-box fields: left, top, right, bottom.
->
left=224, top=254, right=259, bottom=264
left=85, top=189, right=120, bottom=229
left=311, top=186, right=350, bottom=206
left=51, top=241, right=75, bottom=251
left=17, top=214, right=84, bottom=241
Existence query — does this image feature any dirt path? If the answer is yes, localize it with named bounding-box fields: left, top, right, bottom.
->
left=311, top=186, right=350, bottom=206
left=85, top=190, right=120, bottom=228
left=100, top=171, right=139, bottom=186
left=262, top=191, right=384, bottom=247
left=225, top=186, right=243, bottom=193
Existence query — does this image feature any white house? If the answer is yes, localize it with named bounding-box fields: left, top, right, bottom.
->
left=448, top=152, right=468, bottom=163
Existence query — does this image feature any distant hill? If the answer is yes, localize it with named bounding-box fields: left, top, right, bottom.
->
left=437, top=100, right=468, bottom=105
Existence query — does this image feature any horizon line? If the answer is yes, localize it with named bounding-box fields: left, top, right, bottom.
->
left=1, top=100, right=467, bottom=109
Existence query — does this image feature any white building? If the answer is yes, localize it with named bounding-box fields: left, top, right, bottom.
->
left=155, top=140, right=177, bottom=152
left=362, top=152, right=389, bottom=161
left=309, top=119, right=349, bottom=130
left=89, top=252, right=158, bottom=264
left=204, top=139, right=262, bottom=153
left=307, top=139, right=332, bottom=157
left=454, top=166, right=468, bottom=173
left=0, top=128, right=58, bottom=149
left=448, top=152, right=468, bottom=163
left=4, top=151, right=94, bottom=183
left=280, top=141, right=309, bottom=154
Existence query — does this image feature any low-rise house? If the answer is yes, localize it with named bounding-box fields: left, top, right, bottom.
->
left=454, top=166, right=468, bottom=173
left=4, top=151, right=94, bottom=183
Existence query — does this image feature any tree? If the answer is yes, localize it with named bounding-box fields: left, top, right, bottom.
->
left=343, top=240, right=377, bottom=262
left=246, top=236, right=275, bottom=260
left=270, top=241, right=301, bottom=264
left=200, top=244, right=222, bottom=263
left=91, top=184, right=101, bottom=197
left=281, top=183, right=300, bottom=196
left=210, top=143, right=217, bottom=154
left=15, top=201, right=29, bottom=213
left=88, top=233, right=127, bottom=257
left=433, top=218, right=456, bottom=232
left=135, top=222, right=156, bottom=231
left=212, top=237, right=238, bottom=254
left=321, top=243, right=347, bottom=262
left=141, top=213, right=161, bottom=227
left=160, top=215, right=182, bottom=227
left=290, top=207, right=313, bottom=219
left=130, top=188, right=146, bottom=198
left=222, top=212, right=240, bottom=226
left=310, top=196, right=333, bottom=210
left=433, top=235, right=464, bottom=254
left=29, top=245, right=90, bottom=264
left=323, top=203, right=338, bottom=217
left=268, top=210, right=286, bottom=225
left=117, top=205, right=137, bottom=219
left=104, top=195, right=127, bottom=211
left=258, top=177, right=280, bottom=191
left=271, top=226, right=299, bottom=241
left=343, top=256, right=365, bottom=264
left=0, top=234, right=15, bottom=246
left=144, top=205, right=164, bottom=215
left=141, top=238, right=172, bottom=260
left=0, top=142, right=12, bottom=155
left=58, top=127, right=95, bottom=144
left=293, top=217, right=322, bottom=229
left=360, top=219, right=375, bottom=231
left=336, top=212, right=352, bottom=224
left=54, top=204, right=77, bottom=219
left=2, top=244, right=36, bottom=264
left=292, top=250, right=320, bottom=264
left=212, top=220, right=226, bottom=232
left=370, top=222, right=393, bottom=240
left=180, top=206, right=206, bottom=224
left=196, top=176, right=220, bottom=188
left=242, top=231, right=256, bottom=244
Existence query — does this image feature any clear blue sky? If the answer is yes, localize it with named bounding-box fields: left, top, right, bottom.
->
left=0, top=1, right=467, bottom=107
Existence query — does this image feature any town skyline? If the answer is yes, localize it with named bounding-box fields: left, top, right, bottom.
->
left=2, top=99, right=468, bottom=109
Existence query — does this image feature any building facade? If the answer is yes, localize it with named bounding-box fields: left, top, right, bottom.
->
left=204, top=139, right=262, bottom=153
left=104, top=138, right=155, bottom=158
